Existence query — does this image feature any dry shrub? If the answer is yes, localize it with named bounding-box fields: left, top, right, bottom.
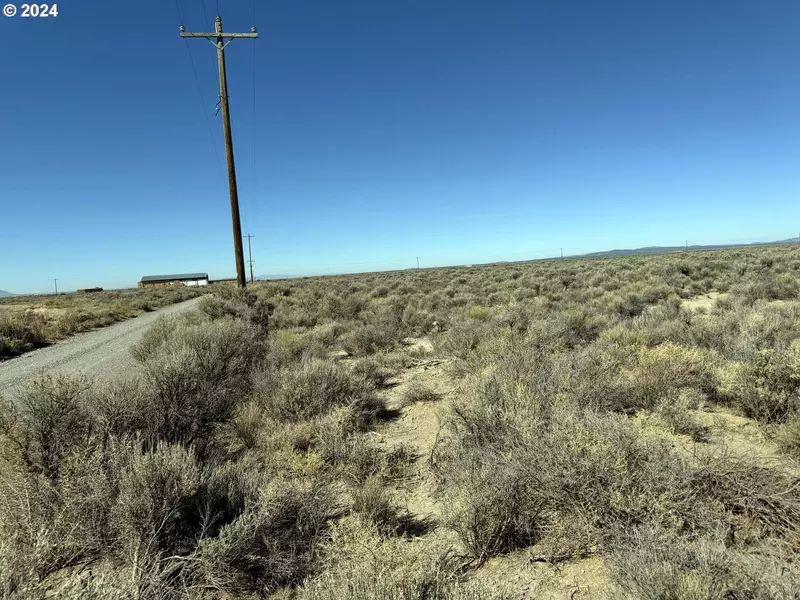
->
left=609, top=526, right=800, bottom=600
left=0, top=310, right=48, bottom=356
left=133, top=317, right=264, bottom=445
left=198, top=287, right=272, bottom=333
left=299, top=518, right=508, bottom=600
left=196, top=477, right=336, bottom=595
left=688, top=452, right=800, bottom=547
left=629, top=343, right=720, bottom=410
left=351, top=476, right=428, bottom=537
left=720, top=344, right=800, bottom=423
left=314, top=408, right=384, bottom=483
left=776, top=415, right=800, bottom=459
left=438, top=318, right=493, bottom=363
left=259, top=358, right=383, bottom=425
left=111, top=442, right=202, bottom=558
left=656, top=389, right=711, bottom=442
left=435, top=383, right=694, bottom=562
left=5, top=374, right=93, bottom=481
left=339, top=323, right=396, bottom=356
left=215, top=400, right=265, bottom=456
left=400, top=381, right=441, bottom=406
left=0, top=442, right=121, bottom=587
left=350, top=355, right=395, bottom=388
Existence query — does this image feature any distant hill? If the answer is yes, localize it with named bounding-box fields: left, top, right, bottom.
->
left=256, top=274, right=297, bottom=281
left=575, top=239, right=799, bottom=259
left=0, top=290, right=14, bottom=297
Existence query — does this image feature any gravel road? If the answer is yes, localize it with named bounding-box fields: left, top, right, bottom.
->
left=0, top=297, right=201, bottom=399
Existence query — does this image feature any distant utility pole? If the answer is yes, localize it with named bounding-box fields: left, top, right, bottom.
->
left=561, top=248, right=563, bottom=259
left=245, top=233, right=255, bottom=283
left=416, top=257, right=420, bottom=270
left=685, top=240, right=688, bottom=251
left=53, top=278, right=58, bottom=295
left=180, top=17, right=258, bottom=288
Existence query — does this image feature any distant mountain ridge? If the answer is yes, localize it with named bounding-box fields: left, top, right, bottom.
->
left=0, top=290, right=14, bottom=297
left=575, top=239, right=798, bottom=259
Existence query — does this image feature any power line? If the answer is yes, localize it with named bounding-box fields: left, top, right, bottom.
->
left=174, top=0, right=223, bottom=172
left=183, top=42, right=224, bottom=172
left=199, top=0, right=211, bottom=29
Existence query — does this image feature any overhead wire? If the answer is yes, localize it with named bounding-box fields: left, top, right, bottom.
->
left=199, top=0, right=210, bottom=29
left=173, top=0, right=224, bottom=173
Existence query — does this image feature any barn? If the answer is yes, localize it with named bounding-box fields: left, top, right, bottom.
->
left=138, top=273, right=209, bottom=288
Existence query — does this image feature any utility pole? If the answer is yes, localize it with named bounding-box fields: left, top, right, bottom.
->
left=685, top=240, right=688, bottom=251
left=245, top=233, right=255, bottom=283
left=416, top=257, right=420, bottom=270
left=53, top=279, right=58, bottom=295
left=560, top=248, right=563, bottom=259
left=180, top=17, right=258, bottom=288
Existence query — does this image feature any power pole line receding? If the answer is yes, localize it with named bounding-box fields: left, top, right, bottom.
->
left=245, top=233, right=255, bottom=283
left=180, top=17, right=258, bottom=288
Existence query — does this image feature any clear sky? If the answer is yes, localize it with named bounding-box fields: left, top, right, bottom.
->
left=2, top=1, right=800, bottom=293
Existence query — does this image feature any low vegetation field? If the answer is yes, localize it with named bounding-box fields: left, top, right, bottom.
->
left=0, top=287, right=207, bottom=358
left=3, top=245, right=800, bottom=598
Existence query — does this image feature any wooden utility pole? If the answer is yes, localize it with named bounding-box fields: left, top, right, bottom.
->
left=53, top=279, right=58, bottom=295
left=245, top=233, right=255, bottom=283
left=181, top=17, right=258, bottom=288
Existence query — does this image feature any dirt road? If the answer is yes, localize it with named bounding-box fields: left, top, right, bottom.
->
left=0, top=297, right=200, bottom=399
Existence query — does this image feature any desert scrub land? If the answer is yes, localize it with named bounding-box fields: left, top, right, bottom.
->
left=2, top=245, right=800, bottom=598
left=0, top=286, right=207, bottom=358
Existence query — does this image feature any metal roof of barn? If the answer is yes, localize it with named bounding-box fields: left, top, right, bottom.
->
left=139, top=273, right=208, bottom=283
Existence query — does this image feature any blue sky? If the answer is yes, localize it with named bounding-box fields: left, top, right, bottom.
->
left=2, top=1, right=800, bottom=293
